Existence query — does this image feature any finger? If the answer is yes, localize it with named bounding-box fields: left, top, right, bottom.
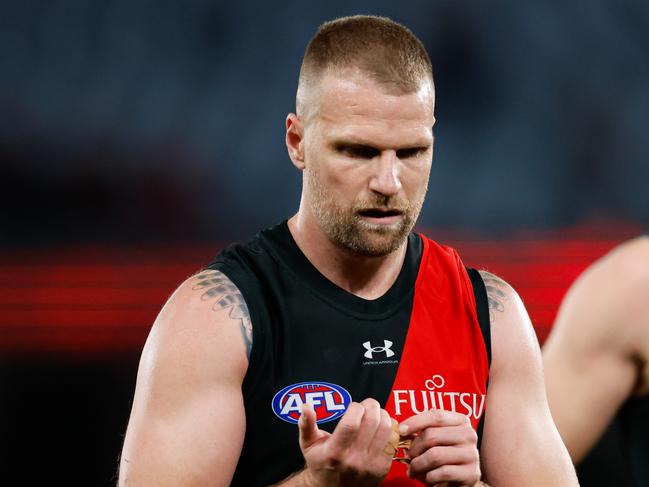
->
left=369, top=409, right=394, bottom=457
left=422, top=464, right=481, bottom=486
left=399, top=408, right=469, bottom=437
left=408, top=445, right=478, bottom=480
left=298, top=403, right=320, bottom=448
left=407, top=424, right=478, bottom=458
left=353, top=398, right=382, bottom=451
left=382, top=417, right=400, bottom=456
left=330, top=401, right=365, bottom=451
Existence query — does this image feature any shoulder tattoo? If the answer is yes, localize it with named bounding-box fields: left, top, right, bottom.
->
left=191, top=269, right=252, bottom=359
left=478, top=270, right=509, bottom=321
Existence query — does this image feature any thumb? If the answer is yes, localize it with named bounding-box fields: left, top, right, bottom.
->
left=298, top=403, right=320, bottom=448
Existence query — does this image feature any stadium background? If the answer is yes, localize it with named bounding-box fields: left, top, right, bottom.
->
left=1, top=1, right=647, bottom=485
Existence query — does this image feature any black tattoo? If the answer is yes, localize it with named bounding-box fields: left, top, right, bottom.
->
left=478, top=270, right=508, bottom=321
left=192, top=270, right=253, bottom=358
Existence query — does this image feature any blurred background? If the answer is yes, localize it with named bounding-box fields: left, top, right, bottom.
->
left=1, top=0, right=647, bottom=485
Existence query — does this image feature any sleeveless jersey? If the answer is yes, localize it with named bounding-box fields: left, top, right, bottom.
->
left=207, top=221, right=490, bottom=486
left=618, top=395, right=649, bottom=486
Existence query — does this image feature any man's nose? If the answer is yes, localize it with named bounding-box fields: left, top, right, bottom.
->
left=368, top=151, right=402, bottom=196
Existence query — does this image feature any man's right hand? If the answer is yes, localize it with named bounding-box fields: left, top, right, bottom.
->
left=294, top=398, right=395, bottom=487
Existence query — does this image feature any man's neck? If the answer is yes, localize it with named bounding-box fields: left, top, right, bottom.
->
left=287, top=214, right=408, bottom=300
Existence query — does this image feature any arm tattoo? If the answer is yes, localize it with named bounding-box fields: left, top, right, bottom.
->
left=478, top=270, right=509, bottom=322
left=192, top=269, right=253, bottom=359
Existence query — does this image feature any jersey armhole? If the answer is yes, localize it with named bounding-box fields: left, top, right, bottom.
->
left=466, top=267, right=492, bottom=366
left=466, top=266, right=491, bottom=452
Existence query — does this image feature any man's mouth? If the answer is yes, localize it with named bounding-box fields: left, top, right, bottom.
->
left=358, top=208, right=403, bottom=217
left=357, top=208, right=404, bottom=224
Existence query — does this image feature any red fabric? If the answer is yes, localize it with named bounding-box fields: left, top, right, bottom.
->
left=382, top=236, right=489, bottom=485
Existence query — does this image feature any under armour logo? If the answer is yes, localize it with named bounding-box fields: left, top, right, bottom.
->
left=363, top=340, right=395, bottom=359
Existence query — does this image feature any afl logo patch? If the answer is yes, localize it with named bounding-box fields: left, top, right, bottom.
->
left=271, top=381, right=352, bottom=424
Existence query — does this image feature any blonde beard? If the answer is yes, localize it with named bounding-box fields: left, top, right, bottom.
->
left=305, top=167, right=425, bottom=257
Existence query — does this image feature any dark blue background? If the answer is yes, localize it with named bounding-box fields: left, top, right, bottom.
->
left=2, top=0, right=648, bottom=246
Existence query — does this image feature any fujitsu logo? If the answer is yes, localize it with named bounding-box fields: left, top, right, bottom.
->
left=392, top=375, right=486, bottom=421
left=363, top=340, right=395, bottom=359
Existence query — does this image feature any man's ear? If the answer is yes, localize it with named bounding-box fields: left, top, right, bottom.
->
left=286, top=113, right=305, bottom=170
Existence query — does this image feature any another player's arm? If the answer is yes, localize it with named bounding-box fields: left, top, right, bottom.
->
left=118, top=269, right=251, bottom=487
left=478, top=271, right=578, bottom=486
left=543, top=237, right=649, bottom=463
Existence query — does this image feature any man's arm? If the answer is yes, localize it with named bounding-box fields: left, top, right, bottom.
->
left=118, top=270, right=251, bottom=487
left=478, top=271, right=578, bottom=486
left=543, top=236, right=649, bottom=463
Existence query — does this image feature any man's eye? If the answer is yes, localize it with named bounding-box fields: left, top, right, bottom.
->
left=396, top=148, right=427, bottom=159
left=339, top=146, right=380, bottom=158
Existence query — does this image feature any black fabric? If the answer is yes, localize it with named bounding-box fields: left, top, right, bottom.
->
left=466, top=268, right=492, bottom=366
left=576, top=417, right=635, bottom=487
left=466, top=267, right=491, bottom=453
left=207, top=221, right=422, bottom=486
left=618, top=393, right=649, bottom=486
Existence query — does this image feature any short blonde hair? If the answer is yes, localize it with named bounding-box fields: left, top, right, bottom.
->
left=299, top=15, right=433, bottom=95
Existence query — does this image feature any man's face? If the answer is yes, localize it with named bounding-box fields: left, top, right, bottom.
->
left=300, top=71, right=435, bottom=257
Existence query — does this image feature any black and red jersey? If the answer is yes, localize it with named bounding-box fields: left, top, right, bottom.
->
left=207, top=221, right=490, bottom=486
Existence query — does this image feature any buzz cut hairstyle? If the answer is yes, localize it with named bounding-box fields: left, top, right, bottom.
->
left=299, top=15, right=434, bottom=95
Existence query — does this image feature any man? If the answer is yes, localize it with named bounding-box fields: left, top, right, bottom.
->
left=543, top=235, right=649, bottom=485
left=119, top=16, right=577, bottom=486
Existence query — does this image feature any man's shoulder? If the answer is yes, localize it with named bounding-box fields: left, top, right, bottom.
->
left=160, top=270, right=248, bottom=332
left=573, top=235, right=649, bottom=317
left=549, top=236, right=649, bottom=359
left=602, top=235, right=649, bottom=285
left=477, top=269, right=515, bottom=314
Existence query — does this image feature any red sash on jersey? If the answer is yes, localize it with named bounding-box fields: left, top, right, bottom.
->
left=382, top=236, right=489, bottom=485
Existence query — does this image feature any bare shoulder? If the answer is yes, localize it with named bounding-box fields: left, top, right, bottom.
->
left=578, top=235, right=649, bottom=304
left=142, top=269, right=252, bottom=386
left=477, top=269, right=527, bottom=326
left=551, top=236, right=649, bottom=348
left=186, top=269, right=253, bottom=358
left=597, top=235, right=649, bottom=291
left=477, top=270, right=540, bottom=373
left=477, top=270, right=512, bottom=319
